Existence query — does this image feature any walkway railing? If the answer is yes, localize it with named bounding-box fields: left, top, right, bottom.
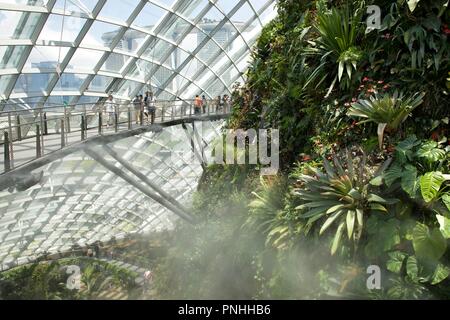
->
left=0, top=99, right=231, bottom=174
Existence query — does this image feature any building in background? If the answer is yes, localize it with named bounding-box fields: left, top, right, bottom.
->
left=100, top=20, right=253, bottom=97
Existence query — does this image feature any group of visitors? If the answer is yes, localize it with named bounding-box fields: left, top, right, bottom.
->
left=194, top=94, right=232, bottom=114
left=104, top=92, right=156, bottom=126
left=132, top=91, right=157, bottom=125
left=103, top=92, right=232, bottom=127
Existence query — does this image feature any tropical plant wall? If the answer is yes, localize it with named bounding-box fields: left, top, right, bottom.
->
left=153, top=0, right=450, bottom=300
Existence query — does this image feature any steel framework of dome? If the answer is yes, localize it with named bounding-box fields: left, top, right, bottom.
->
left=0, top=0, right=277, bottom=270
left=0, top=0, right=276, bottom=107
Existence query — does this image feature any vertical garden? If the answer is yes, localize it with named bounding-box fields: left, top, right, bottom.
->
left=154, top=0, right=450, bottom=299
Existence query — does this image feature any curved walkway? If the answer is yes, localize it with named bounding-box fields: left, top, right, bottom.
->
left=0, top=109, right=229, bottom=190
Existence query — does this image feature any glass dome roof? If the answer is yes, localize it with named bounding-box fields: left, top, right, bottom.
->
left=0, top=0, right=276, bottom=107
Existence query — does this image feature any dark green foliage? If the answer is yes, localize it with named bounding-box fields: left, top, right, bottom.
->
left=152, top=0, right=450, bottom=300
left=0, top=258, right=138, bottom=300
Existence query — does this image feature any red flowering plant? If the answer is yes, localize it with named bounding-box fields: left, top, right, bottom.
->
left=356, top=77, right=391, bottom=98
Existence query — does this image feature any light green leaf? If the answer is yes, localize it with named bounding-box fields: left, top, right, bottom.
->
left=327, top=204, right=345, bottom=214
left=416, top=141, right=446, bottom=163
left=420, top=172, right=445, bottom=202
left=331, top=222, right=345, bottom=255
left=436, top=215, right=450, bottom=239
left=320, top=211, right=343, bottom=235
left=412, top=222, right=447, bottom=261
left=346, top=63, right=352, bottom=79
left=442, top=194, right=450, bottom=211
left=407, top=0, right=420, bottom=12
left=356, top=208, right=363, bottom=227
left=367, top=193, right=388, bottom=204
left=346, top=210, right=355, bottom=239
left=377, top=123, right=387, bottom=149
left=431, top=264, right=450, bottom=285
left=406, top=256, right=419, bottom=282
left=370, top=203, right=388, bottom=213
left=338, top=61, right=344, bottom=81
left=370, top=176, right=383, bottom=186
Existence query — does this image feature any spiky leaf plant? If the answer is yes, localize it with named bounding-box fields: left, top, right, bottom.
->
left=314, top=5, right=364, bottom=91
left=348, top=91, right=425, bottom=148
left=294, top=152, right=396, bottom=255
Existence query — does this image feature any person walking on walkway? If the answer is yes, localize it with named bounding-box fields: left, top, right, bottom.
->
left=223, top=94, right=230, bottom=113
left=148, top=92, right=156, bottom=124
left=104, top=94, right=115, bottom=128
left=194, top=95, right=202, bottom=115
left=143, top=269, right=153, bottom=294
left=215, top=95, right=222, bottom=113
left=202, top=95, right=207, bottom=114
left=133, top=95, right=141, bottom=124
left=144, top=92, right=156, bottom=124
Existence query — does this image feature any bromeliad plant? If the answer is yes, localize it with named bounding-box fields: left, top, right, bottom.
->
left=348, top=91, right=425, bottom=149
left=314, top=5, right=364, bottom=91
left=294, top=152, right=396, bottom=255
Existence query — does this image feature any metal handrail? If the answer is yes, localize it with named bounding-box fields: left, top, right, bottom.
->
left=0, top=99, right=223, bottom=116
left=0, top=99, right=232, bottom=174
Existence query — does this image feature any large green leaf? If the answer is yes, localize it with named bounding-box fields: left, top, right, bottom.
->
left=396, top=135, right=420, bottom=163
left=416, top=141, right=446, bottom=163
left=365, top=218, right=400, bottom=257
left=384, top=163, right=403, bottom=187
left=386, top=251, right=407, bottom=274
left=412, top=223, right=447, bottom=261
left=401, top=165, right=419, bottom=198
left=420, top=172, right=445, bottom=202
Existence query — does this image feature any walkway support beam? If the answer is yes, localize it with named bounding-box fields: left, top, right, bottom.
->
left=84, top=146, right=197, bottom=225
left=182, top=122, right=206, bottom=171
left=102, top=144, right=190, bottom=215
